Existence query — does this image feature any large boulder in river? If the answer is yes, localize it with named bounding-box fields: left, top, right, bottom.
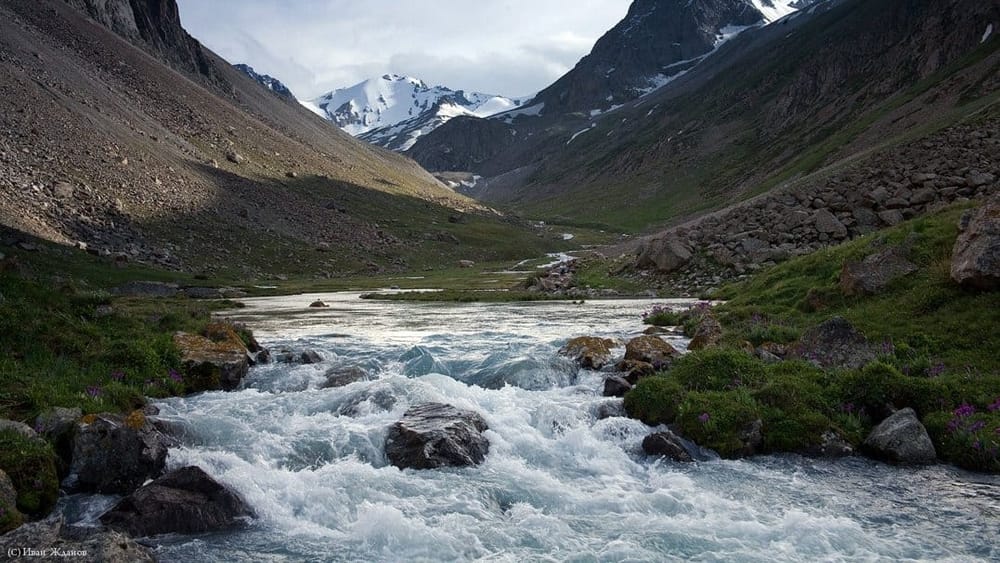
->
left=101, top=466, right=254, bottom=537
left=862, top=408, right=936, bottom=465
left=385, top=403, right=490, bottom=469
left=322, top=366, right=370, bottom=389
left=174, top=322, right=250, bottom=392
left=624, top=336, right=680, bottom=368
left=636, top=235, right=692, bottom=273
left=788, top=316, right=878, bottom=370
left=67, top=411, right=171, bottom=494
left=641, top=430, right=717, bottom=462
left=561, top=336, right=616, bottom=369
left=951, top=201, right=1000, bottom=290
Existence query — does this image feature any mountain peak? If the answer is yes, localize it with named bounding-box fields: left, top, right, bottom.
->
left=233, top=64, right=295, bottom=99
left=303, top=76, right=523, bottom=151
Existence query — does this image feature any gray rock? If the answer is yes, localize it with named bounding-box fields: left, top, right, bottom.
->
left=951, top=200, right=1000, bottom=290
left=966, top=170, right=996, bottom=188
left=560, top=336, right=616, bottom=369
left=110, top=281, right=180, bottom=298
left=100, top=466, right=254, bottom=537
left=225, top=151, right=245, bottom=164
left=636, top=235, right=692, bottom=273
left=52, top=181, right=75, bottom=199
left=863, top=408, right=936, bottom=464
left=736, top=419, right=764, bottom=458
left=813, top=209, right=848, bottom=238
left=840, top=242, right=918, bottom=295
left=878, top=210, right=905, bottom=226
left=321, top=366, right=369, bottom=389
left=0, top=469, right=23, bottom=534
left=867, top=186, right=890, bottom=204
left=48, top=525, right=157, bottom=563
left=909, top=188, right=936, bottom=205
left=595, top=400, right=625, bottom=420
left=788, top=316, right=878, bottom=370
left=642, top=430, right=717, bottom=462
left=603, top=376, right=632, bottom=398
left=300, top=350, right=323, bottom=364
left=68, top=413, right=170, bottom=494
left=0, top=419, right=38, bottom=440
left=385, top=403, right=489, bottom=469
left=35, top=407, right=82, bottom=474
left=802, top=430, right=854, bottom=458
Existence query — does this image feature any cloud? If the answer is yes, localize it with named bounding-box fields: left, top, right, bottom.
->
left=175, top=0, right=631, bottom=98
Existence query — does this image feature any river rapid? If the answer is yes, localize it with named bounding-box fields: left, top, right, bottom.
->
left=68, top=292, right=999, bottom=562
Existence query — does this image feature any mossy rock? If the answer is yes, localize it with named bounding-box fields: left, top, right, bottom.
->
left=624, top=376, right=686, bottom=425
left=0, top=430, right=59, bottom=518
left=677, top=390, right=762, bottom=458
left=669, top=348, right=768, bottom=392
left=0, top=469, right=24, bottom=533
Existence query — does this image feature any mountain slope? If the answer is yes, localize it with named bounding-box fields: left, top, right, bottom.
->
left=409, top=0, right=1000, bottom=232
left=304, top=74, right=522, bottom=151
left=0, top=0, right=551, bottom=278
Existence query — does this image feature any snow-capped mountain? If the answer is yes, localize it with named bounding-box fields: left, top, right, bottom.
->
left=301, top=74, right=523, bottom=151
left=233, top=64, right=295, bottom=100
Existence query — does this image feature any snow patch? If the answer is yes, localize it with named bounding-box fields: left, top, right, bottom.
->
left=561, top=233, right=575, bottom=241
left=983, top=23, right=994, bottom=43
left=567, top=125, right=596, bottom=145
left=750, top=0, right=799, bottom=23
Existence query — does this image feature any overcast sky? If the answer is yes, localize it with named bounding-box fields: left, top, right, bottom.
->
left=175, top=0, right=632, bottom=100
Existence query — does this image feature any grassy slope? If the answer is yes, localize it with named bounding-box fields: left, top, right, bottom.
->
left=626, top=203, right=999, bottom=471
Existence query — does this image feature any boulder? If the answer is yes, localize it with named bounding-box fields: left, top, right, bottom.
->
left=67, top=412, right=170, bottom=494
left=225, top=151, right=245, bottom=164
left=109, top=281, right=180, bottom=298
left=840, top=243, right=918, bottom=296
left=735, top=419, right=764, bottom=458
left=801, top=431, right=854, bottom=458
left=624, top=336, right=680, bottom=368
left=603, top=376, right=632, bottom=397
left=321, top=366, right=369, bottom=389
left=788, top=316, right=878, bottom=370
left=174, top=322, right=250, bottom=392
left=43, top=524, right=156, bottom=563
left=641, top=430, right=717, bottom=462
left=458, top=260, right=476, bottom=268
left=862, top=408, right=936, bottom=465
left=385, top=403, right=489, bottom=469
left=34, top=407, right=82, bottom=475
left=813, top=209, right=848, bottom=238
left=0, top=420, right=37, bottom=440
left=0, top=469, right=23, bottom=534
left=951, top=201, right=1000, bottom=290
left=618, top=360, right=656, bottom=385
left=595, top=400, right=626, bottom=420
left=560, top=336, right=615, bottom=369
left=300, top=350, right=323, bottom=364
left=878, top=210, right=905, bottom=226
left=687, top=313, right=723, bottom=351
left=309, top=300, right=329, bottom=308
left=100, top=466, right=254, bottom=537
left=636, top=235, right=692, bottom=273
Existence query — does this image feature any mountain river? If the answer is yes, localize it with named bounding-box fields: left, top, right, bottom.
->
left=65, top=292, right=999, bottom=561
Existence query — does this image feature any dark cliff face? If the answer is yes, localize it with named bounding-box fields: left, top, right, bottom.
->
left=63, top=0, right=222, bottom=85
left=531, top=0, right=766, bottom=115
left=405, top=117, right=517, bottom=172
left=233, top=64, right=296, bottom=100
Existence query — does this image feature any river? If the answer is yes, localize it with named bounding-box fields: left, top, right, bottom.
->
left=67, top=292, right=1000, bottom=562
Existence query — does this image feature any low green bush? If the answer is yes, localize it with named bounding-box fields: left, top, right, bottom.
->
left=677, top=389, right=762, bottom=458
left=924, top=406, right=1000, bottom=473
left=623, top=376, right=686, bottom=425
left=0, top=431, right=59, bottom=518
left=669, top=349, right=768, bottom=392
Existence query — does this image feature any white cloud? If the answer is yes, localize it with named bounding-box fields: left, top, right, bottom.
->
left=175, top=0, right=632, bottom=98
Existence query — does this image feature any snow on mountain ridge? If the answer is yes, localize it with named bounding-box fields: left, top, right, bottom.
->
left=303, top=74, right=522, bottom=151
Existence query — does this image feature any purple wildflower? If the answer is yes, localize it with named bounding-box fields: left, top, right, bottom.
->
left=86, top=385, right=102, bottom=399
left=880, top=340, right=895, bottom=355
left=110, top=370, right=125, bottom=382
left=928, top=363, right=945, bottom=378
left=954, top=403, right=976, bottom=418
left=969, top=421, right=987, bottom=433
left=842, top=402, right=855, bottom=414
left=988, top=398, right=1000, bottom=413
left=168, top=369, right=183, bottom=383
left=698, top=412, right=711, bottom=424
left=973, top=441, right=982, bottom=451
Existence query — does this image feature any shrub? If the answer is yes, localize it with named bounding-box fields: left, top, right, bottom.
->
left=669, top=349, right=767, bottom=392
left=642, top=305, right=682, bottom=327
left=924, top=406, right=1000, bottom=473
left=761, top=407, right=833, bottom=453
left=624, top=376, right=686, bottom=425
left=832, top=361, right=907, bottom=420
left=677, top=390, right=761, bottom=458
left=0, top=430, right=59, bottom=518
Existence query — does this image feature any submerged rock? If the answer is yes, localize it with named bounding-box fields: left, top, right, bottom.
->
left=321, top=366, right=370, bottom=389
left=101, top=466, right=254, bottom=537
left=863, top=408, right=936, bottom=465
left=67, top=412, right=170, bottom=494
left=642, top=430, right=717, bottom=462
left=561, top=336, right=616, bottom=369
left=603, top=376, right=632, bottom=397
left=951, top=201, right=1000, bottom=290
left=385, top=403, right=489, bottom=469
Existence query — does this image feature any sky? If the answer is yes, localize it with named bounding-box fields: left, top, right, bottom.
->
left=175, top=0, right=633, bottom=100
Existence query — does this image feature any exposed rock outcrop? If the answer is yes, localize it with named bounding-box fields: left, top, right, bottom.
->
left=636, top=236, right=692, bottom=273
left=788, top=316, right=878, bottom=370
left=385, top=403, right=490, bottom=469
left=0, top=516, right=155, bottom=562
left=174, top=322, right=250, bottom=392
left=67, top=412, right=170, bottom=494
left=951, top=200, right=1000, bottom=290
left=100, top=466, right=254, bottom=537
left=840, top=240, right=918, bottom=296
left=862, top=408, right=936, bottom=465
left=561, top=336, right=616, bottom=369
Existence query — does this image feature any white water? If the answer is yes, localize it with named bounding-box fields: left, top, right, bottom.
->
left=67, top=293, right=999, bottom=562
